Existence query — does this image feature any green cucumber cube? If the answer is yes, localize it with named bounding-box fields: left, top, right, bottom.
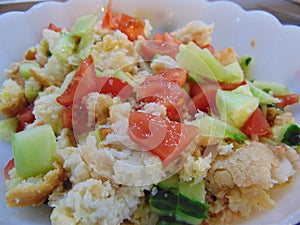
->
left=176, top=180, right=208, bottom=224
left=71, top=13, right=98, bottom=37
left=247, top=82, right=280, bottom=104
left=12, top=124, right=57, bottom=178
left=191, top=115, right=248, bottom=142
left=224, top=60, right=244, bottom=83
left=19, top=61, right=40, bottom=80
left=52, top=33, right=76, bottom=61
left=176, top=42, right=224, bottom=82
left=176, top=42, right=244, bottom=83
left=216, top=89, right=259, bottom=128
left=252, top=80, right=290, bottom=96
left=24, top=77, right=42, bottom=102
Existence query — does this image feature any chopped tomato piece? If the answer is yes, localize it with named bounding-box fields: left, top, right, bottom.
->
left=136, top=76, right=186, bottom=121
left=274, top=93, right=299, bottom=108
left=241, top=107, right=271, bottom=136
left=16, top=104, right=35, bottom=132
left=101, top=0, right=145, bottom=41
left=189, top=81, right=203, bottom=98
left=96, top=76, right=133, bottom=100
left=218, top=80, right=247, bottom=91
left=188, top=80, right=246, bottom=115
left=128, top=112, right=199, bottom=165
left=141, top=40, right=179, bottom=61
left=189, top=80, right=246, bottom=98
left=141, top=32, right=179, bottom=60
left=59, top=56, right=96, bottom=133
left=116, top=14, right=145, bottom=41
left=57, top=55, right=133, bottom=132
left=57, top=55, right=95, bottom=106
left=101, top=0, right=114, bottom=28
left=57, top=56, right=133, bottom=106
left=153, top=68, right=187, bottom=86
left=4, top=159, right=14, bottom=180
left=188, top=84, right=218, bottom=114
left=48, top=23, right=62, bottom=32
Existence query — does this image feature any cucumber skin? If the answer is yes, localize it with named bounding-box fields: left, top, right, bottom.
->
left=157, top=174, right=179, bottom=194
left=252, top=80, right=289, bottom=96
left=239, top=56, right=252, bottom=78
left=150, top=187, right=178, bottom=217
left=151, top=179, right=209, bottom=225
left=177, top=194, right=208, bottom=219
left=281, top=124, right=300, bottom=146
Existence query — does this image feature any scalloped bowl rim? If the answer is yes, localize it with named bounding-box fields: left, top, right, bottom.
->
left=0, top=0, right=300, bottom=225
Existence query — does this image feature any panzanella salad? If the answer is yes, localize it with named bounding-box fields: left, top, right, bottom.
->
left=1, top=0, right=300, bottom=224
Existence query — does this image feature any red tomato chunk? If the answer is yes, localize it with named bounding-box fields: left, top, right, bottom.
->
left=128, top=111, right=199, bottom=165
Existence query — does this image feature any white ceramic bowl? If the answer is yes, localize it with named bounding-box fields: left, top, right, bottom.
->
left=0, top=0, right=300, bottom=224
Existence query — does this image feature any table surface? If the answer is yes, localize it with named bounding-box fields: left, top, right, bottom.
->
left=0, top=0, right=299, bottom=26
left=209, top=0, right=300, bottom=26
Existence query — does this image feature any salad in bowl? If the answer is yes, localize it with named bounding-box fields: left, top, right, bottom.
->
left=0, top=0, right=299, bottom=224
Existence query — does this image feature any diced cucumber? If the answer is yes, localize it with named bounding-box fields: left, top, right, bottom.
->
left=52, top=32, right=76, bottom=61
left=216, top=89, right=259, bottom=128
left=150, top=187, right=178, bottom=217
left=176, top=42, right=224, bottom=82
left=150, top=178, right=209, bottom=225
left=11, top=124, right=57, bottom=178
left=157, top=173, right=179, bottom=194
left=176, top=208, right=205, bottom=225
left=25, top=77, right=42, bottom=102
left=232, top=84, right=253, bottom=96
left=19, top=61, right=40, bottom=80
left=272, top=124, right=290, bottom=143
left=233, top=82, right=280, bottom=105
left=0, top=118, right=18, bottom=141
left=71, top=13, right=98, bottom=37
left=239, top=56, right=252, bottom=78
left=281, top=124, right=300, bottom=146
left=224, top=60, right=244, bottom=83
left=247, top=81, right=280, bottom=104
left=196, top=47, right=227, bottom=81
left=190, top=115, right=248, bottom=143
left=178, top=180, right=206, bottom=205
left=176, top=42, right=244, bottom=83
left=77, top=34, right=94, bottom=60
left=70, top=13, right=98, bottom=60
left=252, top=80, right=290, bottom=96
left=176, top=180, right=208, bottom=225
